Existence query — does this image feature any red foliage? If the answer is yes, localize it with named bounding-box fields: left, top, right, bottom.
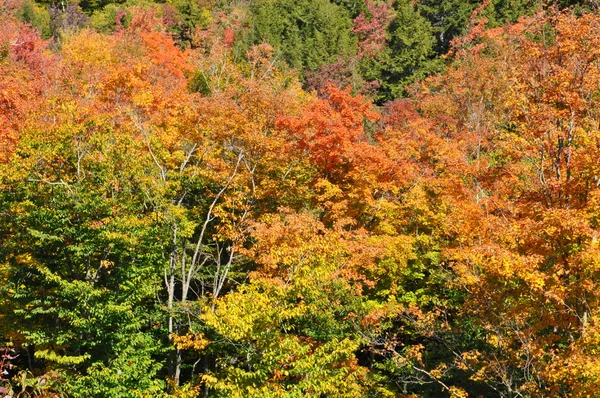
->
left=223, top=28, right=235, bottom=47
left=277, top=85, right=380, bottom=177
left=352, top=0, right=394, bottom=58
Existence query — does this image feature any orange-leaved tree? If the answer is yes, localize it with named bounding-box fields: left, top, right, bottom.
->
left=393, top=9, right=600, bottom=396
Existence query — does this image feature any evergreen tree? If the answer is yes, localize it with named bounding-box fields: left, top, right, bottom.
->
left=246, top=0, right=356, bottom=73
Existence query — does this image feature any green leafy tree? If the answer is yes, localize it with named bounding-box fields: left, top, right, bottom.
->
left=17, top=0, right=51, bottom=38
left=362, top=0, right=439, bottom=102
left=0, top=121, right=166, bottom=397
left=245, top=0, right=356, bottom=73
left=482, top=0, right=540, bottom=28
left=417, top=0, right=479, bottom=54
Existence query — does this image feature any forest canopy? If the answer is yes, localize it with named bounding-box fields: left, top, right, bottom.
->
left=2, top=0, right=600, bottom=397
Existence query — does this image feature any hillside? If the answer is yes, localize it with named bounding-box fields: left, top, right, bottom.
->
left=1, top=1, right=600, bottom=397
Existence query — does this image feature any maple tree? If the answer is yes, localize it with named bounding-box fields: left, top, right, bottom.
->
left=382, top=8, right=600, bottom=396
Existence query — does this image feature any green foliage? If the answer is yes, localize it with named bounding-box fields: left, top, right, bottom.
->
left=331, top=0, right=367, bottom=17
left=483, top=0, right=540, bottom=28
left=188, top=69, right=212, bottom=95
left=201, top=268, right=375, bottom=396
left=0, top=119, right=166, bottom=395
left=89, top=3, right=129, bottom=32
left=417, top=0, right=480, bottom=54
left=78, top=0, right=128, bottom=13
left=89, top=0, right=164, bottom=32
left=246, top=0, right=356, bottom=73
left=167, top=0, right=213, bottom=44
left=363, top=0, right=440, bottom=101
left=18, top=0, right=51, bottom=39
left=61, top=334, right=166, bottom=398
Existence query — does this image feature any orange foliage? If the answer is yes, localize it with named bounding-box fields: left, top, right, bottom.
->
left=0, top=16, right=49, bottom=162
left=387, top=9, right=600, bottom=395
